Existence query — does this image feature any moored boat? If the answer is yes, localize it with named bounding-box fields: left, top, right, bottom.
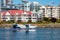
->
left=12, top=23, right=37, bottom=32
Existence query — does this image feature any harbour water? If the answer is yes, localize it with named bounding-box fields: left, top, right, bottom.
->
left=0, top=28, right=60, bottom=40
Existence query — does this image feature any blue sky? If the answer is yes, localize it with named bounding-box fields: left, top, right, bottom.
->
left=12, top=0, right=60, bottom=6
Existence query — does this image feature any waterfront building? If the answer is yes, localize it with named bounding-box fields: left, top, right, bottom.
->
left=21, top=11, right=31, bottom=22
left=37, top=9, right=43, bottom=21
left=45, top=6, right=55, bottom=18
left=40, top=6, right=46, bottom=17
left=45, top=5, right=58, bottom=19
left=0, top=10, right=31, bottom=22
left=56, top=4, right=60, bottom=19
left=31, top=10, right=38, bottom=22
left=0, top=9, right=43, bottom=22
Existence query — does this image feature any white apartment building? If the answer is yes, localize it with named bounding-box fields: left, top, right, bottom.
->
left=32, top=2, right=39, bottom=12
left=40, top=5, right=60, bottom=19
left=21, top=12, right=31, bottom=22
left=40, top=6, right=46, bottom=17
left=19, top=0, right=31, bottom=11
left=37, top=9, right=43, bottom=21
left=56, top=5, right=60, bottom=19
left=31, top=10, right=38, bottom=22
left=45, top=6, right=56, bottom=18
left=31, top=5, right=44, bottom=22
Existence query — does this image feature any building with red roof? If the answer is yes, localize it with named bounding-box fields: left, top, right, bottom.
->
left=0, top=9, right=44, bottom=22
left=0, top=10, right=31, bottom=22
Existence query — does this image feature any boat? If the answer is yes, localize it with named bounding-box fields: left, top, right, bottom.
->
left=12, top=24, right=37, bottom=32
left=13, top=24, right=37, bottom=29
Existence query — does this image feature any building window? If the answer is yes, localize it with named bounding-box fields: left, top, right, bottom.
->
left=18, top=18, right=21, bottom=19
left=12, top=6, right=15, bottom=8
left=10, top=18, right=14, bottom=19
left=2, top=18, right=7, bottom=19
left=26, top=18, right=29, bottom=19
left=33, top=18, right=37, bottom=19
left=32, top=14, right=37, bottom=16
left=7, top=6, right=10, bottom=8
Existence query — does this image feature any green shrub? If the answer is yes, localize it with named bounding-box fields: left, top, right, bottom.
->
left=43, top=17, right=50, bottom=22
left=57, top=19, right=60, bottom=23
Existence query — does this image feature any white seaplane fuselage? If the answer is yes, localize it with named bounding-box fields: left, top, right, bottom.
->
left=17, top=24, right=36, bottom=28
left=13, top=24, right=37, bottom=31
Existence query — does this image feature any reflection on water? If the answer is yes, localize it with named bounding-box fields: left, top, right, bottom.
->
left=0, top=28, right=60, bottom=40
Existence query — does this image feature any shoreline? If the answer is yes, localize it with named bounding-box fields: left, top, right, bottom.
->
left=0, top=23, right=60, bottom=28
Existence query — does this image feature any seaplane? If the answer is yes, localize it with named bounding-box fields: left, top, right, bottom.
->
left=12, top=23, right=37, bottom=32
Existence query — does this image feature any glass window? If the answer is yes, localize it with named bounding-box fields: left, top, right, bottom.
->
left=18, top=18, right=21, bottom=19
left=7, top=6, right=10, bottom=8
left=33, top=14, right=37, bottom=16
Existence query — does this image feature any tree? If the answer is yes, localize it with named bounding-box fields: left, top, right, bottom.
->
left=43, top=17, right=50, bottom=22
left=50, top=17, right=57, bottom=23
